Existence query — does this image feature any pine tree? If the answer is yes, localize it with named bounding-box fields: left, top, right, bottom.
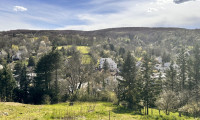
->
left=28, top=56, right=35, bottom=67
left=52, top=51, right=62, bottom=103
left=193, top=44, right=200, bottom=101
left=7, top=53, right=12, bottom=63
left=19, top=65, right=29, bottom=103
left=0, top=64, right=16, bottom=101
left=103, top=59, right=109, bottom=72
left=177, top=47, right=188, bottom=91
left=187, top=57, right=194, bottom=93
left=117, top=52, right=139, bottom=109
left=34, top=51, right=62, bottom=104
left=27, top=56, right=36, bottom=83
left=14, top=61, right=23, bottom=82
left=142, top=54, right=154, bottom=115
left=154, top=72, right=163, bottom=96
left=165, top=61, right=177, bottom=92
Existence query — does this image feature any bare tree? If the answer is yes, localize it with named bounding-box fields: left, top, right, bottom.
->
left=64, top=46, right=93, bottom=100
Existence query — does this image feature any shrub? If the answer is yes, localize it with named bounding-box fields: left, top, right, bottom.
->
left=99, top=91, right=118, bottom=103
left=42, top=94, right=51, bottom=104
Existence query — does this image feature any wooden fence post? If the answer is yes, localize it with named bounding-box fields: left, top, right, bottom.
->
left=109, top=110, right=110, bottom=120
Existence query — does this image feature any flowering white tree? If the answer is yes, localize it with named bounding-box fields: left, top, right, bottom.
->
left=155, top=90, right=179, bottom=115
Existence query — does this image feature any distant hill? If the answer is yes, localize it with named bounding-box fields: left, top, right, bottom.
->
left=1, top=27, right=200, bottom=63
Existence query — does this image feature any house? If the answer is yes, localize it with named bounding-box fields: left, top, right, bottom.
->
left=154, top=63, right=169, bottom=72
left=155, top=56, right=162, bottom=63
left=154, top=62, right=178, bottom=72
left=136, top=61, right=142, bottom=67
left=27, top=73, right=37, bottom=80
left=152, top=73, right=166, bottom=79
left=99, top=58, right=117, bottom=71
left=12, top=52, right=22, bottom=61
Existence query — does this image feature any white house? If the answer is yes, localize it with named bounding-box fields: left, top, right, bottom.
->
left=154, top=62, right=178, bottom=72
left=99, top=58, right=117, bottom=71
left=12, top=52, right=22, bottom=61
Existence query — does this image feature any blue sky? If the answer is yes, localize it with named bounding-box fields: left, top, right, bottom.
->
left=0, top=0, right=200, bottom=31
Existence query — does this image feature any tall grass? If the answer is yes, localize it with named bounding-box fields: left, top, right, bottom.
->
left=0, top=102, right=199, bottom=120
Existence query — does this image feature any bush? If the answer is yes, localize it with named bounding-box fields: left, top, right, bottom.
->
left=69, top=94, right=77, bottom=102
left=76, top=89, right=118, bottom=103
left=179, top=102, right=200, bottom=117
left=60, top=93, right=69, bottom=102
left=76, top=89, right=97, bottom=101
left=99, top=91, right=118, bottom=103
left=42, top=94, right=51, bottom=104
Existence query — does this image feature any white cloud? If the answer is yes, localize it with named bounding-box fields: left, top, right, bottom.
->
left=1, top=0, right=200, bottom=31
left=0, top=12, right=44, bottom=31
left=13, top=6, right=27, bottom=12
left=57, top=0, right=200, bottom=30
left=147, top=8, right=158, bottom=13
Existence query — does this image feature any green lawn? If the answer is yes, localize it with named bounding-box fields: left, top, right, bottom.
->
left=0, top=102, right=198, bottom=120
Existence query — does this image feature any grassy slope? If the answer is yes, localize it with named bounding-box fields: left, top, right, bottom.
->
left=58, top=45, right=91, bottom=64
left=57, top=46, right=90, bottom=54
left=0, top=102, right=197, bottom=120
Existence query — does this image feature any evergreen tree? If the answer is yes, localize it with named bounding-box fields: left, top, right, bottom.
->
left=193, top=44, right=200, bottom=101
left=52, top=51, right=62, bottom=104
left=27, top=56, right=36, bottom=83
left=34, top=51, right=62, bottom=104
left=13, top=61, right=23, bottom=82
left=187, top=57, right=194, bottom=93
left=117, top=52, right=139, bottom=109
left=7, top=53, right=12, bottom=63
left=154, top=72, right=163, bottom=96
left=165, top=61, right=177, bottom=92
left=177, top=47, right=188, bottom=91
left=28, top=56, right=36, bottom=67
left=103, top=59, right=109, bottom=72
left=0, top=64, right=16, bottom=101
left=19, top=65, right=29, bottom=103
left=142, top=54, right=154, bottom=115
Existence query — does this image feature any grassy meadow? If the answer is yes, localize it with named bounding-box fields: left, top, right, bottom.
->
left=57, top=46, right=90, bottom=54
left=57, top=45, right=91, bottom=64
left=0, top=102, right=198, bottom=120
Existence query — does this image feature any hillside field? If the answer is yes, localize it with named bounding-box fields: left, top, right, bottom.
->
left=0, top=102, right=197, bottom=120
left=57, top=45, right=91, bottom=64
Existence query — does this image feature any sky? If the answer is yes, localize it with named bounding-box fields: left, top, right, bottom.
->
left=0, top=0, right=200, bottom=31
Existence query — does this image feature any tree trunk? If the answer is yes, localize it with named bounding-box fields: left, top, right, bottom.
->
left=78, top=82, right=82, bottom=89
left=147, top=100, right=149, bottom=115
left=159, top=109, right=160, bottom=115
